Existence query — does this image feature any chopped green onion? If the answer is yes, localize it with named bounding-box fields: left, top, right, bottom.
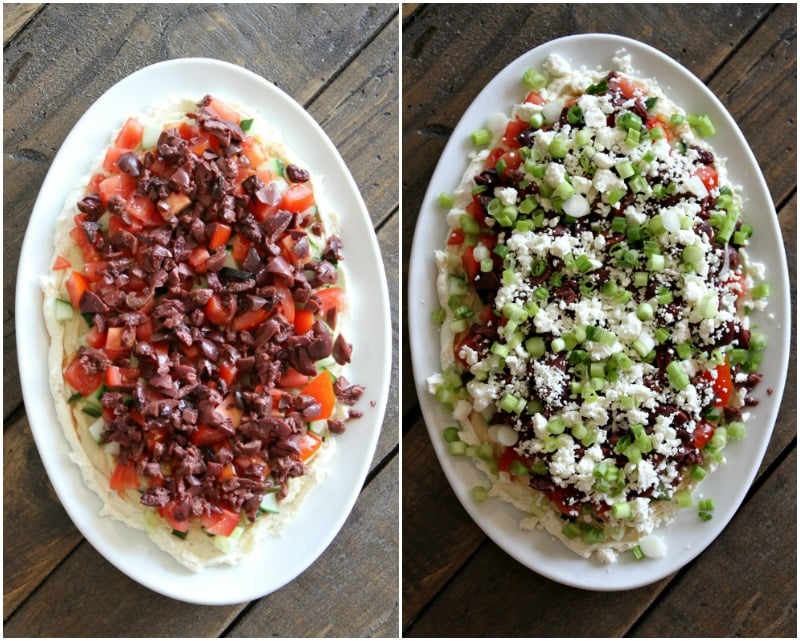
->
left=611, top=501, right=632, bottom=520
left=471, top=128, right=492, bottom=147
left=522, top=68, right=548, bottom=90
left=751, top=282, right=771, bottom=300
left=666, top=360, right=690, bottom=391
left=675, top=491, right=693, bottom=508
left=698, top=498, right=716, bottom=512
left=687, top=113, right=716, bottom=137
left=471, top=485, right=489, bottom=503
left=548, top=136, right=568, bottom=159
left=727, top=422, right=746, bottom=440
left=437, top=192, right=454, bottom=209
left=443, top=426, right=461, bottom=443
left=637, top=302, right=654, bottom=321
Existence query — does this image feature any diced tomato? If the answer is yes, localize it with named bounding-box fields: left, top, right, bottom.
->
left=497, top=446, right=532, bottom=474
left=69, top=215, right=100, bottom=262
left=241, top=137, right=267, bottom=168
left=190, top=424, right=229, bottom=447
left=695, top=165, right=718, bottom=192
left=461, top=246, right=480, bottom=282
left=300, top=372, right=336, bottom=421
left=292, top=431, right=323, bottom=462
left=704, top=360, right=733, bottom=407
left=108, top=212, right=142, bottom=236
left=105, top=365, right=139, bottom=388
left=127, top=194, right=160, bottom=227
left=293, top=308, right=314, bottom=335
left=315, top=287, right=343, bottom=315
left=188, top=246, right=210, bottom=274
left=109, top=460, right=139, bottom=492
left=85, top=325, right=108, bottom=349
left=275, top=285, right=296, bottom=323
left=693, top=420, right=716, bottom=450
left=158, top=501, right=191, bottom=533
left=65, top=271, right=90, bottom=310
left=251, top=198, right=280, bottom=222
left=207, top=223, right=232, bottom=251
left=63, top=354, right=104, bottom=397
left=281, top=183, right=315, bottom=213
left=278, top=367, right=309, bottom=388
left=135, top=318, right=154, bottom=342
left=524, top=91, right=545, bottom=106
left=115, top=117, right=143, bottom=150
left=176, top=121, right=197, bottom=141
left=502, top=119, right=528, bottom=149
left=486, top=147, right=505, bottom=168
left=466, top=197, right=487, bottom=228
left=613, top=75, right=640, bottom=100
left=545, top=486, right=582, bottom=518
left=219, top=463, right=237, bottom=480
left=102, top=147, right=131, bottom=174
left=447, top=229, right=465, bottom=246
left=105, top=326, right=127, bottom=353
left=206, top=96, right=242, bottom=125
left=83, top=260, right=109, bottom=283
left=52, top=255, right=71, bottom=270
left=88, top=173, right=105, bottom=194
left=219, top=361, right=238, bottom=387
left=454, top=328, right=485, bottom=368
left=231, top=234, right=254, bottom=263
left=496, top=150, right=522, bottom=176
left=145, top=427, right=168, bottom=453
left=201, top=505, right=241, bottom=537
left=725, top=270, right=747, bottom=301
left=98, top=173, right=136, bottom=206
left=162, top=192, right=192, bottom=218
left=204, top=293, right=237, bottom=326
left=232, top=307, right=270, bottom=332
left=279, top=234, right=311, bottom=266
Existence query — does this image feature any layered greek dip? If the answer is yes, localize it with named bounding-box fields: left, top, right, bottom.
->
left=428, top=53, right=770, bottom=562
left=42, top=95, right=364, bottom=571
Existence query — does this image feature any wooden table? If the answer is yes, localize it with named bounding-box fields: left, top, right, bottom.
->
left=4, top=4, right=398, bottom=637
left=402, top=4, right=796, bottom=637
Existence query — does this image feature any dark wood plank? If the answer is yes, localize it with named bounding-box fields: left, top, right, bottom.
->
left=3, top=457, right=399, bottom=638
left=308, top=15, right=399, bottom=226
left=629, top=449, right=796, bottom=637
left=227, top=456, right=399, bottom=638
left=400, top=3, right=775, bottom=421
left=708, top=2, right=796, bottom=205
left=3, top=2, right=395, bottom=419
left=2, top=414, right=83, bottom=615
left=401, top=415, right=484, bottom=628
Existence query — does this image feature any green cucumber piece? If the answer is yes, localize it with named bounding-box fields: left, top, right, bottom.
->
left=55, top=298, right=75, bottom=321
left=259, top=491, right=280, bottom=514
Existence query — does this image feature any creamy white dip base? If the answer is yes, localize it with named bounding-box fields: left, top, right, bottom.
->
left=42, top=96, right=348, bottom=572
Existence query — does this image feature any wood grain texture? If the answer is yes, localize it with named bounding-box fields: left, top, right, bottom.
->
left=4, top=4, right=399, bottom=637
left=2, top=3, right=42, bottom=44
left=402, top=3, right=796, bottom=637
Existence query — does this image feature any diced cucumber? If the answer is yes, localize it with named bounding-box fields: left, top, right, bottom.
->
left=259, top=491, right=280, bottom=514
left=55, top=298, right=75, bottom=321
left=88, top=417, right=105, bottom=443
left=315, top=355, right=337, bottom=373
left=308, top=419, right=327, bottom=436
left=213, top=525, right=245, bottom=553
left=223, top=248, right=239, bottom=269
left=141, top=122, right=163, bottom=150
